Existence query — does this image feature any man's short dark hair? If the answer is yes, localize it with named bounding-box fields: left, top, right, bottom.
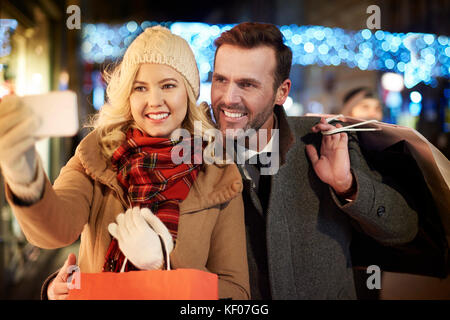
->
left=214, top=22, right=292, bottom=91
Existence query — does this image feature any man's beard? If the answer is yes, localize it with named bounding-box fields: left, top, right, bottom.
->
left=213, top=95, right=276, bottom=134
left=246, top=102, right=274, bottom=132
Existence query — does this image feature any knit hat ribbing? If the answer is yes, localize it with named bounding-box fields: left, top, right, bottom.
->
left=122, top=26, right=200, bottom=99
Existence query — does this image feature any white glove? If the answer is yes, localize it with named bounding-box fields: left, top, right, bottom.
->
left=140, top=207, right=174, bottom=255
left=0, top=95, right=44, bottom=202
left=108, top=207, right=173, bottom=270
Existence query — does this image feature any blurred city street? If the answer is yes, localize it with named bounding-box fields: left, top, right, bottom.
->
left=0, top=0, right=449, bottom=300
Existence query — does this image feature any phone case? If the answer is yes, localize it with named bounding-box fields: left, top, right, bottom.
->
left=21, top=91, right=79, bottom=138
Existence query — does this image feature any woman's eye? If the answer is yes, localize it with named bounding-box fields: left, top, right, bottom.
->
left=134, top=86, right=146, bottom=92
left=162, top=83, right=176, bottom=89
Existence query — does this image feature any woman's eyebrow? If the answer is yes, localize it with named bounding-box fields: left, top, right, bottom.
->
left=133, top=78, right=179, bottom=85
left=158, top=78, right=178, bottom=84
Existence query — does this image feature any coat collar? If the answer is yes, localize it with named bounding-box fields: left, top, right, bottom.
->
left=75, top=130, right=129, bottom=207
left=75, top=129, right=243, bottom=213
left=273, top=105, right=295, bottom=166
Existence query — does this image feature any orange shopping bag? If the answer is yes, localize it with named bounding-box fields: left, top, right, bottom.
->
left=67, top=268, right=218, bottom=300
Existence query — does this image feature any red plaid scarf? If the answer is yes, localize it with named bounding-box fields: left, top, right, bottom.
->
left=103, top=128, right=200, bottom=272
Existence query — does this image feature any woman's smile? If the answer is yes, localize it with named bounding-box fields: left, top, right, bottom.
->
left=145, top=112, right=171, bottom=122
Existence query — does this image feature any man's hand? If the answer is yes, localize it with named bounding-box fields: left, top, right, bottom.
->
left=305, top=117, right=356, bottom=200
left=47, top=253, right=77, bottom=300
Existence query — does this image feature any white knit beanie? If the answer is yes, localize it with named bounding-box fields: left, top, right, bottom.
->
left=121, top=26, right=200, bottom=99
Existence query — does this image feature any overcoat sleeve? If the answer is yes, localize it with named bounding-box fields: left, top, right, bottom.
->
left=330, top=132, right=419, bottom=246
left=5, top=155, right=92, bottom=249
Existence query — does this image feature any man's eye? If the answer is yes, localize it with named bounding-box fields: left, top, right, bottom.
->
left=213, top=77, right=226, bottom=83
left=240, top=82, right=253, bottom=88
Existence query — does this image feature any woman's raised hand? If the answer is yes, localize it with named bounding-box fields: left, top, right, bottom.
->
left=0, top=95, right=40, bottom=185
left=0, top=95, right=45, bottom=203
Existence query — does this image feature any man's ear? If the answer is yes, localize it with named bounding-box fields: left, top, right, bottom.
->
left=275, top=79, right=291, bottom=105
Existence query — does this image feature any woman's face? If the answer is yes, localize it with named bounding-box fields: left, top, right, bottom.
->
left=350, top=98, right=383, bottom=121
left=130, top=63, right=188, bottom=138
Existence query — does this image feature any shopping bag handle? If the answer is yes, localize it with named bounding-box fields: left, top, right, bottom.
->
left=322, top=114, right=380, bottom=135
left=120, top=257, right=127, bottom=273
left=158, top=234, right=171, bottom=271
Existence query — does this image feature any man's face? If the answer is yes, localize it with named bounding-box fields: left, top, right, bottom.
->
left=211, top=44, right=278, bottom=136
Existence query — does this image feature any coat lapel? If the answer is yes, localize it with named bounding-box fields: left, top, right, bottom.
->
left=75, top=130, right=130, bottom=208
left=266, top=105, right=296, bottom=218
left=265, top=107, right=320, bottom=299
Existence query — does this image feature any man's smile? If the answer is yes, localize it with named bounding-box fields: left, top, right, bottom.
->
left=219, top=107, right=249, bottom=123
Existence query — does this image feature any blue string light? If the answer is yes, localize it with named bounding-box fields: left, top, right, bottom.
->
left=0, top=19, right=18, bottom=58
left=410, top=91, right=422, bottom=103
left=79, top=22, right=450, bottom=89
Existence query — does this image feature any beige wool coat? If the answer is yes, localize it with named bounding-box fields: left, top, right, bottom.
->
left=5, top=130, right=250, bottom=300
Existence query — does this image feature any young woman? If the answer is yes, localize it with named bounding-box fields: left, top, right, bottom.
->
left=0, top=26, right=249, bottom=299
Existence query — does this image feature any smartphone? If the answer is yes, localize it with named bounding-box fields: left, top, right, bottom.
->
left=21, top=91, right=79, bottom=138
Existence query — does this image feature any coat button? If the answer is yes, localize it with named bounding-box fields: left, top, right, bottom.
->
left=377, top=206, right=386, bottom=217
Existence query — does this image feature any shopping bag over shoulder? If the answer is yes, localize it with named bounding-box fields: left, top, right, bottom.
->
left=67, top=268, right=218, bottom=300
left=342, top=116, right=449, bottom=277
left=307, top=114, right=450, bottom=233
left=306, top=114, right=449, bottom=277
left=353, top=119, right=450, bottom=234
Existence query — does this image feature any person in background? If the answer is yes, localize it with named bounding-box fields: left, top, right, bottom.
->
left=340, top=87, right=385, bottom=300
left=0, top=26, right=249, bottom=300
left=340, top=87, right=383, bottom=121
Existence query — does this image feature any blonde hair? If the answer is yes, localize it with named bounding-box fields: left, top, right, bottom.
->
left=86, top=61, right=215, bottom=161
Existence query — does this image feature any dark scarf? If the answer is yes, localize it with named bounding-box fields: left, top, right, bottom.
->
left=103, top=128, right=200, bottom=272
